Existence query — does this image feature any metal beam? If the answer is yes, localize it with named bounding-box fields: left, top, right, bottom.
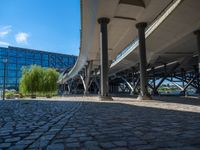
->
left=155, top=63, right=180, bottom=91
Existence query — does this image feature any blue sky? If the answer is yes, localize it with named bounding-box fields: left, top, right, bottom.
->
left=0, top=0, right=80, bottom=55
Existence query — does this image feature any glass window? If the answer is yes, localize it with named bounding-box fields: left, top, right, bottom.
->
left=42, top=53, right=49, bottom=60
left=17, top=64, right=25, bottom=70
left=0, top=63, right=4, bottom=69
left=17, top=50, right=26, bottom=57
left=17, top=70, right=22, bottom=77
left=6, top=77, right=17, bottom=84
left=0, top=48, right=7, bottom=56
left=7, top=63, right=16, bottom=70
left=7, top=70, right=16, bottom=77
left=42, top=60, right=49, bottom=67
left=34, top=60, right=42, bottom=65
left=7, top=50, right=17, bottom=57
left=69, top=57, right=74, bottom=64
left=0, top=77, right=3, bottom=84
left=26, top=52, right=34, bottom=59
left=26, top=59, right=34, bottom=65
left=35, top=53, right=41, bottom=60
left=7, top=57, right=17, bottom=63
left=17, top=57, right=26, bottom=64
left=0, top=69, right=4, bottom=76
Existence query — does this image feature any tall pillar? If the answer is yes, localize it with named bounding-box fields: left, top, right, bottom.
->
left=194, top=30, right=200, bottom=95
left=98, top=17, right=112, bottom=100
left=136, top=22, right=151, bottom=100
left=84, top=61, right=93, bottom=95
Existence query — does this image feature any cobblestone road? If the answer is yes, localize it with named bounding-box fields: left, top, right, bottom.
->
left=0, top=97, right=200, bottom=150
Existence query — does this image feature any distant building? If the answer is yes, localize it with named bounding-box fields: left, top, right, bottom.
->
left=0, top=46, right=77, bottom=90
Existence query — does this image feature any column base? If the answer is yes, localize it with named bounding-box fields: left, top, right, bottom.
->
left=99, top=95, right=113, bottom=101
left=180, top=90, right=187, bottom=96
left=151, top=90, right=159, bottom=96
left=84, top=91, right=89, bottom=96
left=137, top=94, right=152, bottom=100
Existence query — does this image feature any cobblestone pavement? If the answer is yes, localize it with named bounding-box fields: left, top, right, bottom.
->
left=0, top=97, right=200, bottom=150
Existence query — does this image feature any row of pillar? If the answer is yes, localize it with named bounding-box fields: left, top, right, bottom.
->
left=98, top=17, right=151, bottom=100
left=65, top=18, right=200, bottom=100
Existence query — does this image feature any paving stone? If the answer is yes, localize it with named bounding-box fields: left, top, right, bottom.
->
left=5, top=137, right=21, bottom=142
left=84, top=145, right=102, bottom=150
left=113, top=141, right=127, bottom=147
left=8, top=144, right=27, bottom=150
left=47, top=143, right=65, bottom=150
left=84, top=141, right=98, bottom=146
left=66, top=142, right=80, bottom=148
left=100, top=142, right=115, bottom=148
left=111, top=148, right=129, bottom=150
left=0, top=143, right=11, bottom=148
left=0, top=97, right=200, bottom=149
left=79, top=136, right=93, bottom=142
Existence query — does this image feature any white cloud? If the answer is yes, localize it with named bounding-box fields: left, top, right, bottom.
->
left=0, top=41, right=10, bottom=46
left=15, top=32, right=29, bottom=44
left=0, top=25, right=12, bottom=38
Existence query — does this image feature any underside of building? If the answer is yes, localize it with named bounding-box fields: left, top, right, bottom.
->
left=58, top=0, right=200, bottom=99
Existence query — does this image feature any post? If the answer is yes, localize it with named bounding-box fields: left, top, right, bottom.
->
left=2, top=59, right=8, bottom=100
left=136, top=22, right=151, bottom=100
left=194, top=30, right=200, bottom=95
left=98, top=17, right=112, bottom=100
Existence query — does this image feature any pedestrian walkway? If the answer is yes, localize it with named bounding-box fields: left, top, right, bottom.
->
left=0, top=97, right=200, bottom=149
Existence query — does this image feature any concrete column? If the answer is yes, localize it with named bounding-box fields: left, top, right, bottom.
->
left=84, top=61, right=93, bottom=95
left=136, top=22, right=151, bottom=100
left=194, top=30, right=200, bottom=95
left=98, top=17, right=112, bottom=100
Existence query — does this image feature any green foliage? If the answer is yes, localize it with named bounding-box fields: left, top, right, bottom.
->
left=19, top=65, right=59, bottom=98
left=5, top=91, right=15, bottom=99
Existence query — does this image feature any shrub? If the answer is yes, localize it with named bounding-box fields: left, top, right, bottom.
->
left=5, top=92, right=15, bottom=99
left=19, top=65, right=59, bottom=98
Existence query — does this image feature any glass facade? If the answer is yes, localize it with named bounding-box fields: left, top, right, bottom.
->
left=0, top=46, right=77, bottom=90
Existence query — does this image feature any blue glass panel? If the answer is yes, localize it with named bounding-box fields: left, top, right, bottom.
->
left=7, top=50, right=17, bottom=56
left=7, top=70, right=16, bottom=77
left=17, top=71, right=22, bottom=77
left=26, top=52, right=34, bottom=59
left=17, top=64, right=25, bottom=70
left=35, top=53, right=41, bottom=59
left=0, top=77, right=3, bottom=84
left=6, top=77, right=17, bottom=84
left=0, top=48, right=7, bottom=55
left=0, top=69, right=4, bottom=76
left=7, top=63, right=16, bottom=70
left=26, top=59, right=34, bottom=65
left=63, top=57, right=69, bottom=64
left=34, top=60, right=42, bottom=65
left=42, top=60, right=49, bottom=67
left=17, top=50, right=26, bottom=57
left=17, top=57, right=26, bottom=64
left=7, top=57, right=17, bottom=63
left=42, top=53, right=49, bottom=60
left=69, top=57, right=74, bottom=64
left=0, top=63, right=4, bottom=69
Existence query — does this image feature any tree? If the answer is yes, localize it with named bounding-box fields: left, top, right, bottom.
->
left=19, top=67, right=30, bottom=95
left=19, top=65, right=59, bottom=98
left=42, top=68, right=59, bottom=97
